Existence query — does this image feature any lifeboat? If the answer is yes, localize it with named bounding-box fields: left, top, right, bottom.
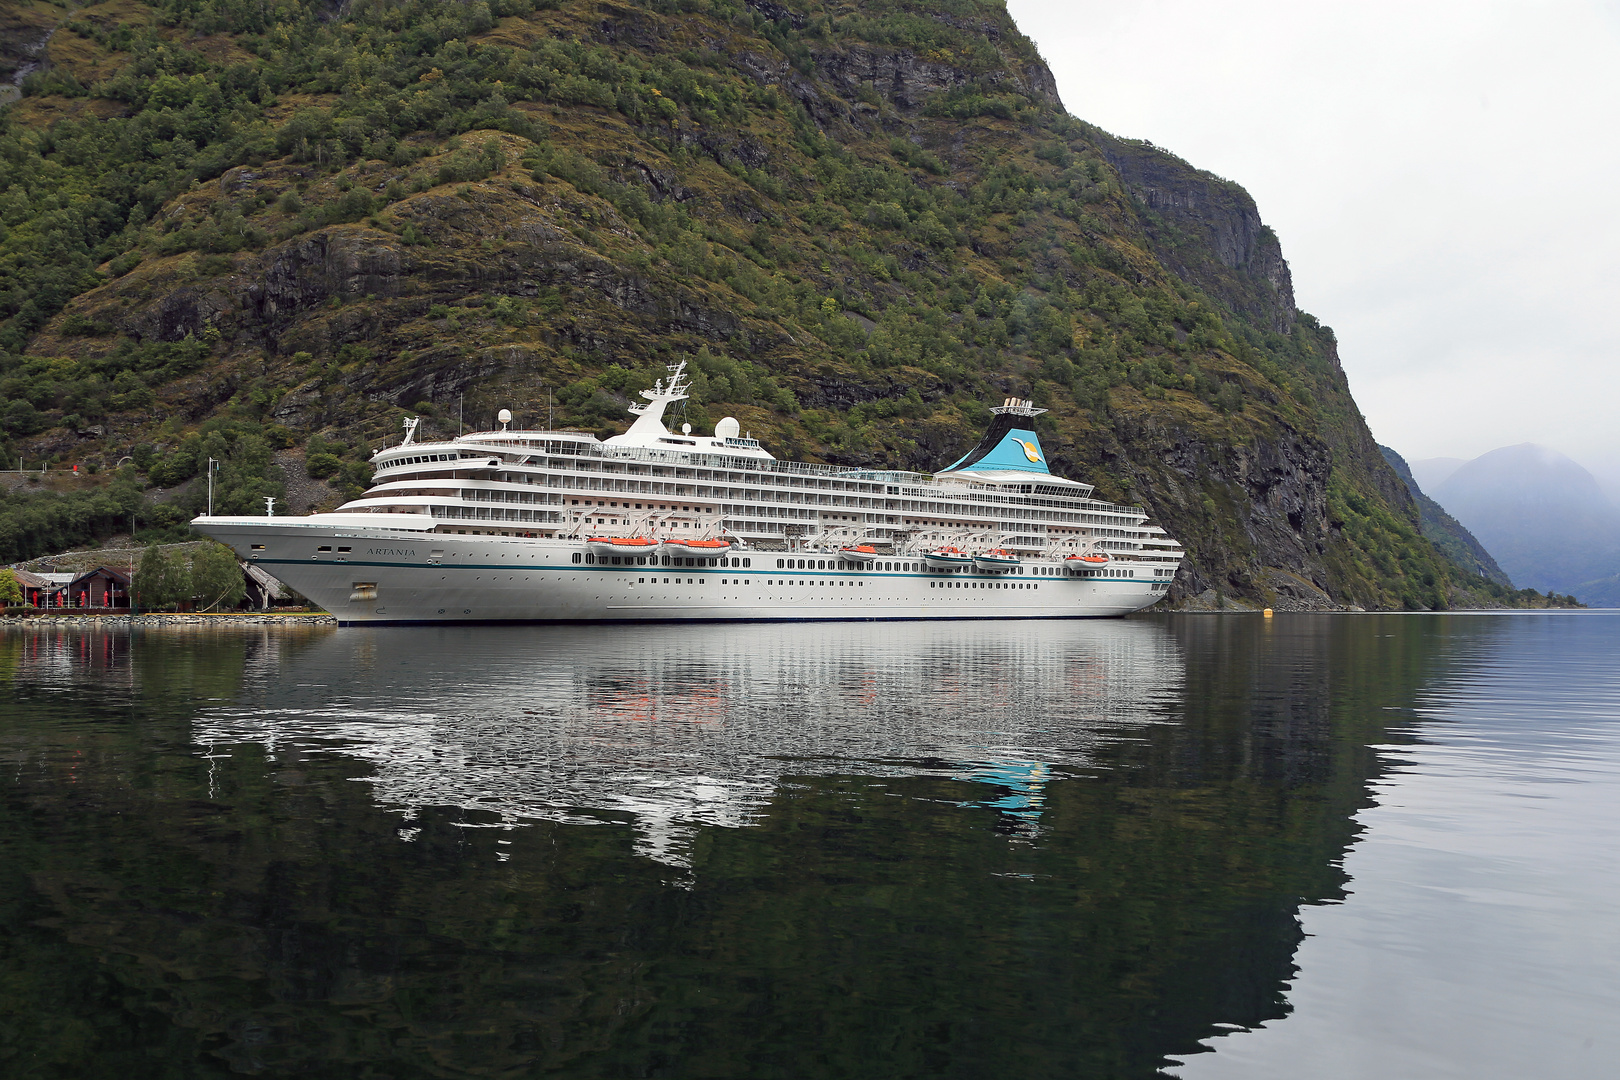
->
left=838, top=544, right=879, bottom=563
left=662, top=537, right=732, bottom=557
left=586, top=536, right=659, bottom=558
left=924, top=546, right=974, bottom=569
left=1064, top=552, right=1110, bottom=570
left=973, top=548, right=1022, bottom=571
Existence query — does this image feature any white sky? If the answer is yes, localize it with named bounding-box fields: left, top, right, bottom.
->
left=1007, top=0, right=1620, bottom=473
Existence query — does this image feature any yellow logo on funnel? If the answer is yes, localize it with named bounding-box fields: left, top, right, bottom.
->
left=1016, top=439, right=1041, bottom=463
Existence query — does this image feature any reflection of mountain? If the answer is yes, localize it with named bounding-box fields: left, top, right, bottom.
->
left=0, top=617, right=1489, bottom=1078
left=197, top=623, right=1185, bottom=865
left=1431, top=445, right=1620, bottom=604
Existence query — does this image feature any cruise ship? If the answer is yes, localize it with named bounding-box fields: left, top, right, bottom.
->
left=193, top=363, right=1184, bottom=624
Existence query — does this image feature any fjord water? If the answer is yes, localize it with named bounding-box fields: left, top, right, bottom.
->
left=0, top=614, right=1615, bottom=1078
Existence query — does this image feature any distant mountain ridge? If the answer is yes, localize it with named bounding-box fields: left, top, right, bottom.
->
left=1428, top=444, right=1620, bottom=606
left=1378, top=446, right=1512, bottom=588
left=1409, top=457, right=1465, bottom=494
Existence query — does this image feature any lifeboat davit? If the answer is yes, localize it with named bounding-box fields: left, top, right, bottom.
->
left=924, top=546, right=974, bottom=569
left=1064, top=552, right=1110, bottom=570
left=662, top=537, right=732, bottom=556
left=973, top=548, right=1022, bottom=571
left=586, top=536, right=659, bottom=558
left=839, top=544, right=879, bottom=563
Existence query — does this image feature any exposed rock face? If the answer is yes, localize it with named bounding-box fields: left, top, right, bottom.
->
left=814, top=45, right=1063, bottom=114
left=1075, top=410, right=1337, bottom=601
left=1099, top=138, right=1297, bottom=336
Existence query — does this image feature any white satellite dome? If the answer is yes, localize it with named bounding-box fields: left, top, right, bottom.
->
left=715, top=416, right=741, bottom=440
left=497, top=408, right=512, bottom=427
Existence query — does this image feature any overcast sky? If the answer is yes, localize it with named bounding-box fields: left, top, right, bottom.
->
left=1007, top=0, right=1620, bottom=474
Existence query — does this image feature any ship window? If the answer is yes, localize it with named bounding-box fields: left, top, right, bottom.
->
left=611, top=557, right=622, bottom=565
left=776, top=559, right=785, bottom=568
left=337, top=546, right=352, bottom=553
left=661, top=556, right=670, bottom=566
left=317, top=546, right=331, bottom=552
left=585, top=554, right=596, bottom=564
left=251, top=544, right=265, bottom=551
left=743, top=558, right=751, bottom=568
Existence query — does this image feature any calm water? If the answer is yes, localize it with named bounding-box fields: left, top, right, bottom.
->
left=0, top=613, right=1615, bottom=1078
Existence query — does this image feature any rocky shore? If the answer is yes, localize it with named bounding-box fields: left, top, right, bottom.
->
left=3, top=613, right=336, bottom=627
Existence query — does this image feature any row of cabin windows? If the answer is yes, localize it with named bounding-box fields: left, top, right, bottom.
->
left=573, top=554, right=752, bottom=567
left=769, top=558, right=1083, bottom=576
left=932, top=581, right=1040, bottom=590
left=388, top=453, right=467, bottom=466
left=777, top=558, right=922, bottom=572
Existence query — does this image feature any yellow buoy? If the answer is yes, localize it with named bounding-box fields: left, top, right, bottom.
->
left=1263, top=608, right=1274, bottom=617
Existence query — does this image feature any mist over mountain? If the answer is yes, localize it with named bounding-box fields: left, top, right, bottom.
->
left=1432, top=444, right=1620, bottom=605
left=1409, top=457, right=1466, bottom=493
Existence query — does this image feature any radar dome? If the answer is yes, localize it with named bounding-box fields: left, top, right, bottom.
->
left=497, top=408, right=512, bottom=425
left=715, top=417, right=741, bottom=440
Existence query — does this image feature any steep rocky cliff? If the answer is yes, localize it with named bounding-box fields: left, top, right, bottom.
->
left=0, top=0, right=1517, bottom=607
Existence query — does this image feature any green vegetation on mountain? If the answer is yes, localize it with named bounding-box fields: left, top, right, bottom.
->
left=0, top=0, right=1538, bottom=608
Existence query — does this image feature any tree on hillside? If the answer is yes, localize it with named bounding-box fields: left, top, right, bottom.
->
left=0, top=569, right=22, bottom=606
left=135, top=545, right=191, bottom=611
left=192, top=544, right=246, bottom=612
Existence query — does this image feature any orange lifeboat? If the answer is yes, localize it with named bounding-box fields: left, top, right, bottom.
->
left=973, top=548, right=1022, bottom=571
left=839, top=544, right=879, bottom=563
left=924, top=546, right=974, bottom=569
left=586, top=536, right=659, bottom=558
left=663, top=537, right=733, bottom=556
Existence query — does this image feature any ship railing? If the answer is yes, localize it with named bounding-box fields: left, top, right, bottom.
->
left=412, top=430, right=1153, bottom=519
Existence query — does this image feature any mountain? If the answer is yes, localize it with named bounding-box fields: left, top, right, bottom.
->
left=1409, top=456, right=1466, bottom=493
left=1379, top=445, right=1512, bottom=587
left=0, top=0, right=1543, bottom=610
left=1433, top=444, right=1620, bottom=605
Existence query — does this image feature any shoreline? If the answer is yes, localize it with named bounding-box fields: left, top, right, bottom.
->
left=2, top=612, right=337, bottom=627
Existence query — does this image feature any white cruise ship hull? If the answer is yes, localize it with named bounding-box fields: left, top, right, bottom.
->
left=197, top=518, right=1170, bottom=625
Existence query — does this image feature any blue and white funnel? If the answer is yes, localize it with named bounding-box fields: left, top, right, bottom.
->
left=938, top=398, right=1051, bottom=476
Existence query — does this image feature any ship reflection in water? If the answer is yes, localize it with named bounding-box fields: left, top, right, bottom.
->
left=198, top=621, right=1185, bottom=866
left=10, top=614, right=1592, bottom=1079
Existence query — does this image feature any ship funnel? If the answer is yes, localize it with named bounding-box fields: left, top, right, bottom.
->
left=937, top=398, right=1053, bottom=476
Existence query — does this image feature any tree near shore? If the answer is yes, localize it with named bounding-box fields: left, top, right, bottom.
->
left=134, top=546, right=190, bottom=612
left=192, top=544, right=246, bottom=612
left=0, top=569, right=22, bottom=607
